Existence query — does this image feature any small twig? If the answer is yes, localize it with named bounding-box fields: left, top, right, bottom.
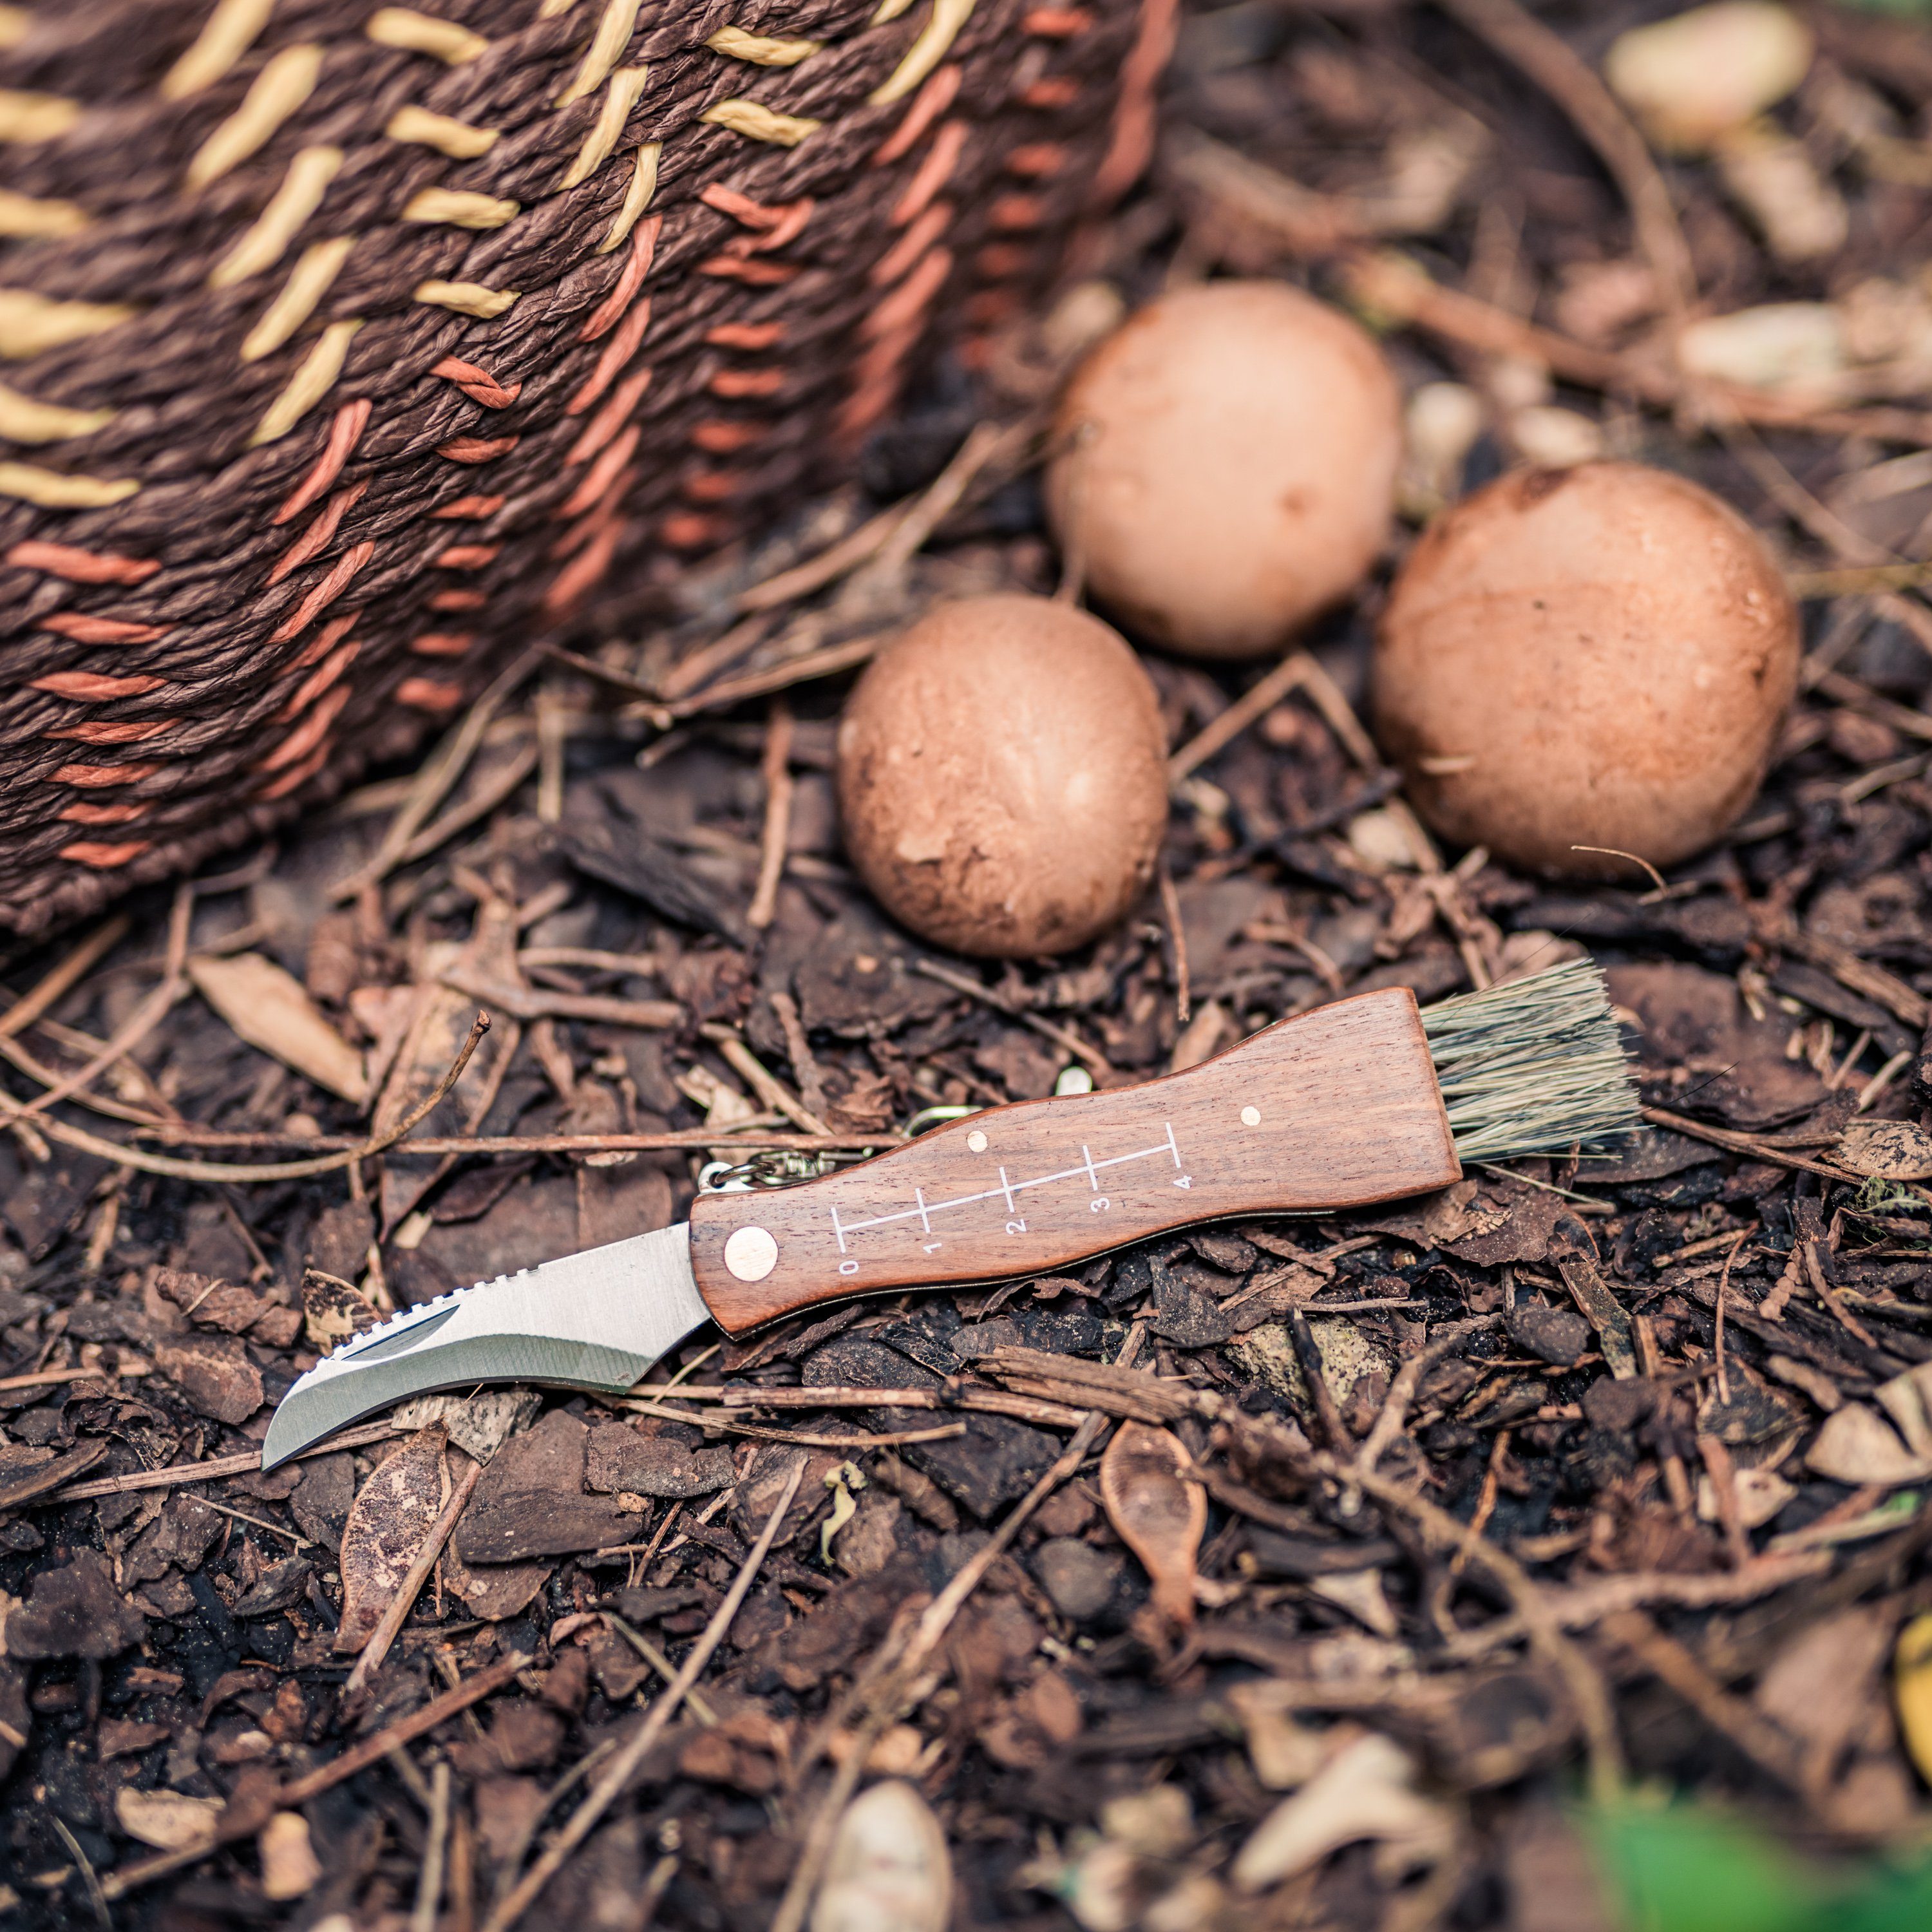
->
left=439, top=969, right=679, bottom=1031
left=4, top=1015, right=490, bottom=1186
left=482, top=1455, right=808, bottom=1932
left=1642, top=1106, right=1859, bottom=1185
left=101, top=1649, right=531, bottom=1900
left=411, top=1761, right=453, bottom=1932
left=0, top=913, right=129, bottom=1041
left=911, top=960, right=1111, bottom=1077
left=1712, top=1228, right=1750, bottom=1406
left=748, top=699, right=795, bottom=931
left=49, top=1419, right=401, bottom=1503
left=700, top=1025, right=834, bottom=1137
left=1353, top=1318, right=1497, bottom=1475
left=1157, top=865, right=1190, bottom=1028
left=1166, top=650, right=1314, bottom=782
left=51, top=1815, right=110, bottom=1931
left=344, top=1457, right=482, bottom=1697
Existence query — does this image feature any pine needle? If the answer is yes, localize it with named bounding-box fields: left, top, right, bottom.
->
left=1423, top=960, right=1639, bottom=1162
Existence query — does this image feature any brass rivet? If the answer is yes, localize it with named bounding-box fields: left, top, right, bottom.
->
left=1240, top=1105, right=1262, bottom=1126
left=967, top=1129, right=988, bottom=1153
left=723, top=1225, right=779, bottom=1282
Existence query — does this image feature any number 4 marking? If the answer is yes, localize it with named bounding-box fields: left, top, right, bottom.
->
left=1173, top=1175, right=1193, bottom=1189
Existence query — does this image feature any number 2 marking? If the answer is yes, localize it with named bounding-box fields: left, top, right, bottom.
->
left=1006, top=1218, right=1027, bottom=1235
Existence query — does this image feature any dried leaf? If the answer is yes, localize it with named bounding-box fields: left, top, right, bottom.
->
left=336, top=1423, right=449, bottom=1653
left=1232, top=1730, right=1452, bottom=1891
left=115, top=1787, right=223, bottom=1851
left=258, top=1811, right=323, bottom=1900
left=187, top=951, right=368, bottom=1103
left=1804, top=1402, right=1932, bottom=1489
left=302, top=1267, right=379, bottom=1352
left=1099, top=1421, right=1205, bottom=1627
left=1833, top=1119, right=1932, bottom=1182
left=1895, top=1611, right=1932, bottom=1786
left=810, top=1779, right=952, bottom=1932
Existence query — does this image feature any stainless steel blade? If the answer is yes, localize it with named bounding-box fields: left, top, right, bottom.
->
left=261, top=1222, right=708, bottom=1468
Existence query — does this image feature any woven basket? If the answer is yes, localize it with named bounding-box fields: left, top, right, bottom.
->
left=0, top=0, right=1173, bottom=936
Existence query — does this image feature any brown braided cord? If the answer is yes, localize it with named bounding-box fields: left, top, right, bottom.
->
left=0, top=0, right=1160, bottom=935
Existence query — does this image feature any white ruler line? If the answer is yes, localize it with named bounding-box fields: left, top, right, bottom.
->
left=1165, top=1119, right=1182, bottom=1167
left=835, top=1140, right=1179, bottom=1238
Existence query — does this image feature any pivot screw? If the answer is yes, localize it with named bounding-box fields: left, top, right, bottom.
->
left=723, top=1226, right=779, bottom=1282
left=1240, top=1105, right=1262, bottom=1126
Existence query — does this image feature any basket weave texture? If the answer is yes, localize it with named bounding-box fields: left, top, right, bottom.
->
left=0, top=0, right=1172, bottom=936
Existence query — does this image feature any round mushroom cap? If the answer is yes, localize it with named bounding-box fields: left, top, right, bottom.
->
left=1373, top=460, right=1799, bottom=878
left=835, top=594, right=1169, bottom=958
left=1047, top=280, right=1402, bottom=659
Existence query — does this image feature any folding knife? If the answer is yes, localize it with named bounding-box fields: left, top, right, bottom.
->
left=263, top=970, right=1633, bottom=1467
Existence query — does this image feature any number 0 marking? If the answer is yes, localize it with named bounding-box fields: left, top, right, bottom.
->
left=838, top=1260, right=858, bottom=1275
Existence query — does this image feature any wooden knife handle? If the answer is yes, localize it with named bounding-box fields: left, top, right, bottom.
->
left=687, top=987, right=1461, bottom=1336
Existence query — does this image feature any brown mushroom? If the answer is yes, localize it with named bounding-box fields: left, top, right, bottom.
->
left=1373, top=461, right=1799, bottom=878
left=1046, top=280, right=1403, bottom=659
left=835, top=594, right=1168, bottom=957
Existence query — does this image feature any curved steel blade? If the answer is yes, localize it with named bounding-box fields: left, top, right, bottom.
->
left=261, top=1223, right=708, bottom=1468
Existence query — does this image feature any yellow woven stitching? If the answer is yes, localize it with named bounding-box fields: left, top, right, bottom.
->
left=249, top=315, right=360, bottom=446
left=870, top=0, right=976, bottom=104
left=537, top=0, right=578, bottom=15
left=209, top=144, right=341, bottom=288
left=366, top=8, right=487, bottom=64
left=0, top=462, right=139, bottom=508
left=0, top=6, right=30, bottom=48
left=402, top=188, right=520, bottom=229
left=701, top=99, right=820, bottom=146
left=0, top=188, right=88, bottom=238
left=185, top=42, right=321, bottom=189
left=162, top=0, right=276, bottom=99
left=0, top=290, right=134, bottom=360
left=557, top=64, right=649, bottom=190
left=385, top=104, right=498, bottom=158
left=870, top=0, right=916, bottom=23
left=413, top=279, right=520, bottom=317
left=0, top=382, right=113, bottom=442
left=0, top=89, right=80, bottom=143
left=705, top=26, right=822, bottom=66
left=241, top=234, right=352, bottom=361
left=598, top=140, right=659, bottom=252
left=556, top=0, right=641, bottom=106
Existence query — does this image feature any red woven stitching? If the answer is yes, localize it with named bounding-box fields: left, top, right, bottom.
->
left=430, top=355, right=524, bottom=409
left=873, top=64, right=963, bottom=164
left=1007, top=141, right=1068, bottom=176
left=1090, top=0, right=1179, bottom=205
left=873, top=202, right=951, bottom=286
left=682, top=469, right=742, bottom=504
left=705, top=321, right=784, bottom=350
left=59, top=840, right=150, bottom=868
left=260, top=743, right=332, bottom=799
left=430, top=494, right=505, bottom=520
left=289, top=611, right=357, bottom=672
left=436, top=436, right=519, bottom=464
left=1019, top=75, right=1080, bottom=108
left=565, top=298, right=650, bottom=417
left=863, top=247, right=953, bottom=339
left=558, top=424, right=639, bottom=518
left=261, top=681, right=352, bottom=770
left=410, top=632, right=476, bottom=657
left=566, top=368, right=652, bottom=466
left=1023, top=6, right=1095, bottom=33
left=272, top=399, right=372, bottom=527
left=59, top=801, right=148, bottom=826
left=39, top=612, right=167, bottom=645
left=267, top=480, right=368, bottom=587
left=396, top=677, right=465, bottom=710
left=429, top=588, right=488, bottom=611
left=659, top=513, right=722, bottom=552
left=435, top=544, right=500, bottom=569
left=267, top=540, right=374, bottom=645
left=891, top=121, right=968, bottom=226
left=544, top=517, right=626, bottom=612
left=708, top=367, right=784, bottom=399
left=276, top=636, right=359, bottom=723
left=55, top=762, right=163, bottom=787
left=691, top=421, right=765, bottom=454
left=7, top=542, right=159, bottom=585
left=697, top=256, right=798, bottom=286
left=580, top=215, right=660, bottom=343
left=32, top=672, right=166, bottom=700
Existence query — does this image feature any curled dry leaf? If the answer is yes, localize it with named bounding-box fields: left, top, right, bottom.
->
left=335, top=1423, right=450, bottom=1654
left=1099, top=1421, right=1205, bottom=1627
left=187, top=952, right=368, bottom=1104
left=258, top=1810, right=323, bottom=1900
left=1232, top=1730, right=1452, bottom=1893
left=1808, top=1360, right=1932, bottom=1489
left=810, top=1779, right=952, bottom=1932
left=1833, top=1119, right=1932, bottom=1182
left=115, top=1787, right=223, bottom=1851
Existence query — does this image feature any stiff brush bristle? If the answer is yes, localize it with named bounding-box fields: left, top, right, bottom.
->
left=1421, top=959, right=1640, bottom=1164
